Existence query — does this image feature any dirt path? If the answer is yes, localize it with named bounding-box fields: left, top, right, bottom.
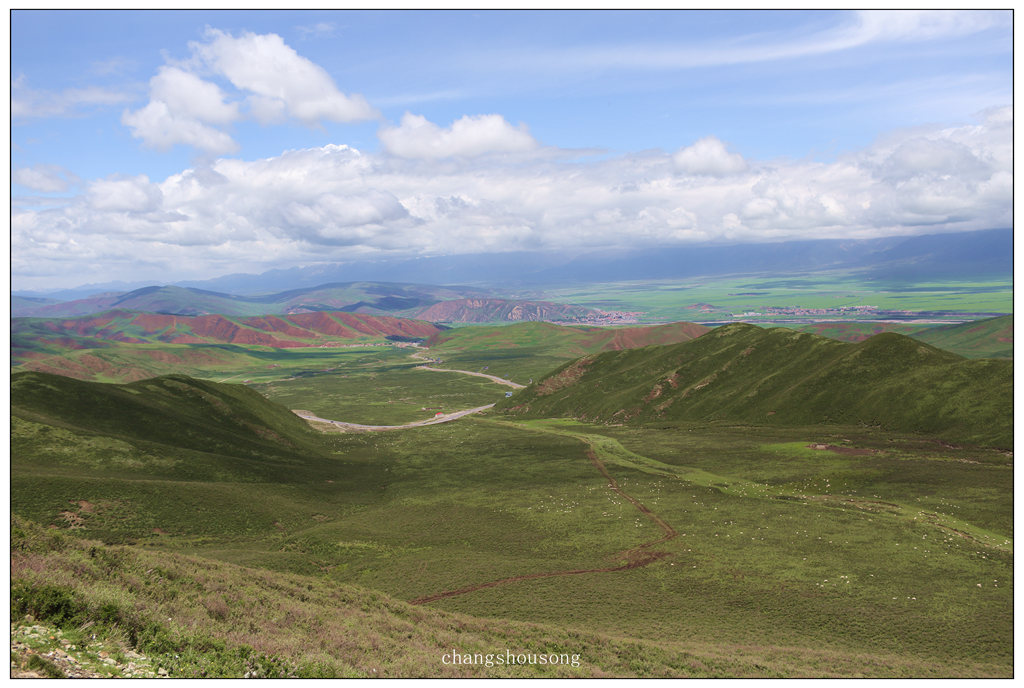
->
left=409, top=436, right=678, bottom=605
left=293, top=404, right=495, bottom=432
left=409, top=350, right=526, bottom=389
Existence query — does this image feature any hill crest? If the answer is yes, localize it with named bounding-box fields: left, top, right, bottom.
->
left=499, top=325, right=1011, bottom=447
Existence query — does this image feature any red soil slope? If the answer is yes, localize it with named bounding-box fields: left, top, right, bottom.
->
left=15, top=310, right=443, bottom=355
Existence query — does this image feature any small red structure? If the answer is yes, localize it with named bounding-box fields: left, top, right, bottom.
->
left=434, top=412, right=445, bottom=418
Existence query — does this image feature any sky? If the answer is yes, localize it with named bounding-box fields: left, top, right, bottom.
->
left=10, top=9, right=1014, bottom=291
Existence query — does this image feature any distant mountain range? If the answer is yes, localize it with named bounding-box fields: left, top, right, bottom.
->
left=11, top=283, right=488, bottom=319
left=14, top=227, right=1012, bottom=301
left=9, top=282, right=613, bottom=327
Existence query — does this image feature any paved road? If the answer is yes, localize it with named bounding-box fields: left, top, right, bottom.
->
left=293, top=404, right=496, bottom=432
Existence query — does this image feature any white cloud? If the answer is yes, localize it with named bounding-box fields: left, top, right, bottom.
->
left=149, top=66, right=239, bottom=125
left=13, top=164, right=79, bottom=193
left=673, top=136, right=747, bottom=176
left=12, top=83, right=134, bottom=119
left=851, top=10, right=1004, bottom=43
left=296, top=22, right=336, bottom=39
left=87, top=175, right=163, bottom=213
left=122, top=100, right=239, bottom=154
left=118, top=28, right=376, bottom=153
left=193, top=29, right=377, bottom=125
left=379, top=113, right=539, bottom=159
left=478, top=10, right=1008, bottom=74
left=12, top=109, right=1011, bottom=289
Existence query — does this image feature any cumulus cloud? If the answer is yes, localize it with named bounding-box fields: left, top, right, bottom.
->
left=122, top=100, right=239, bottom=154
left=87, top=175, right=163, bottom=213
left=192, top=29, right=377, bottom=125
left=149, top=66, right=239, bottom=125
left=379, top=113, right=539, bottom=159
left=121, top=65, right=244, bottom=153
left=119, top=28, right=375, bottom=153
left=673, top=136, right=747, bottom=176
left=13, top=164, right=79, bottom=193
left=12, top=109, right=1011, bottom=289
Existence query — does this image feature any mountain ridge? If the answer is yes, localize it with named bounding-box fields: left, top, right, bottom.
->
left=498, top=323, right=1012, bottom=448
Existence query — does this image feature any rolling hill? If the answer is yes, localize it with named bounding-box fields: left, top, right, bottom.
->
left=423, top=320, right=711, bottom=384
left=911, top=314, right=1013, bottom=359
left=12, top=310, right=441, bottom=372
left=786, top=315, right=1012, bottom=359
left=498, top=323, right=1012, bottom=448
left=11, top=371, right=327, bottom=470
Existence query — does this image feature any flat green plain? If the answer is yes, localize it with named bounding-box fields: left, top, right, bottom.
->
left=533, top=272, right=1012, bottom=322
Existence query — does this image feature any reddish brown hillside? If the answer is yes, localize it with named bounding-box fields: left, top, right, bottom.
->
left=188, top=315, right=308, bottom=347
left=598, top=321, right=710, bottom=350
left=14, top=310, right=442, bottom=356
left=240, top=315, right=315, bottom=338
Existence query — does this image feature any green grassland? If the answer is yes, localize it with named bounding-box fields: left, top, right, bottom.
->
left=250, top=349, right=507, bottom=425
left=423, top=320, right=708, bottom=385
left=534, top=272, right=1012, bottom=323
left=911, top=315, right=1014, bottom=359
left=10, top=354, right=1013, bottom=677
left=781, top=315, right=1012, bottom=359
left=499, top=324, right=1012, bottom=448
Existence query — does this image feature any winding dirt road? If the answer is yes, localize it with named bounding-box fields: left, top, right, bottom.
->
left=409, top=350, right=526, bottom=389
left=293, top=404, right=495, bottom=432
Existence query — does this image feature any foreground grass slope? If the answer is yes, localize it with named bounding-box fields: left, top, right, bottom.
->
left=12, top=516, right=765, bottom=678
left=498, top=323, right=1012, bottom=448
left=11, top=367, right=1012, bottom=676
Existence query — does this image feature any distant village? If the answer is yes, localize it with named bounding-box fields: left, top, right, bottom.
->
left=559, top=310, right=644, bottom=325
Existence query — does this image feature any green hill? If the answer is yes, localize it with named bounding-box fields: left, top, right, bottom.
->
left=911, top=314, right=1013, bottom=359
left=11, top=371, right=335, bottom=484
left=425, top=320, right=710, bottom=384
left=785, top=315, right=1012, bottom=359
left=12, top=310, right=441, bottom=381
left=498, top=324, right=1012, bottom=448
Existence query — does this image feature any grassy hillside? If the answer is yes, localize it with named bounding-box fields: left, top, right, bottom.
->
left=425, top=320, right=710, bottom=384
left=10, top=516, right=766, bottom=678
left=498, top=324, right=1012, bottom=448
left=785, top=322, right=925, bottom=342
left=11, top=371, right=332, bottom=482
left=10, top=368, right=1012, bottom=676
left=784, top=315, right=1012, bottom=359
left=12, top=310, right=440, bottom=379
left=911, top=315, right=1013, bottom=359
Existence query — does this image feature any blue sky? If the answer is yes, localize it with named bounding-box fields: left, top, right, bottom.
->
left=10, top=9, right=1014, bottom=290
